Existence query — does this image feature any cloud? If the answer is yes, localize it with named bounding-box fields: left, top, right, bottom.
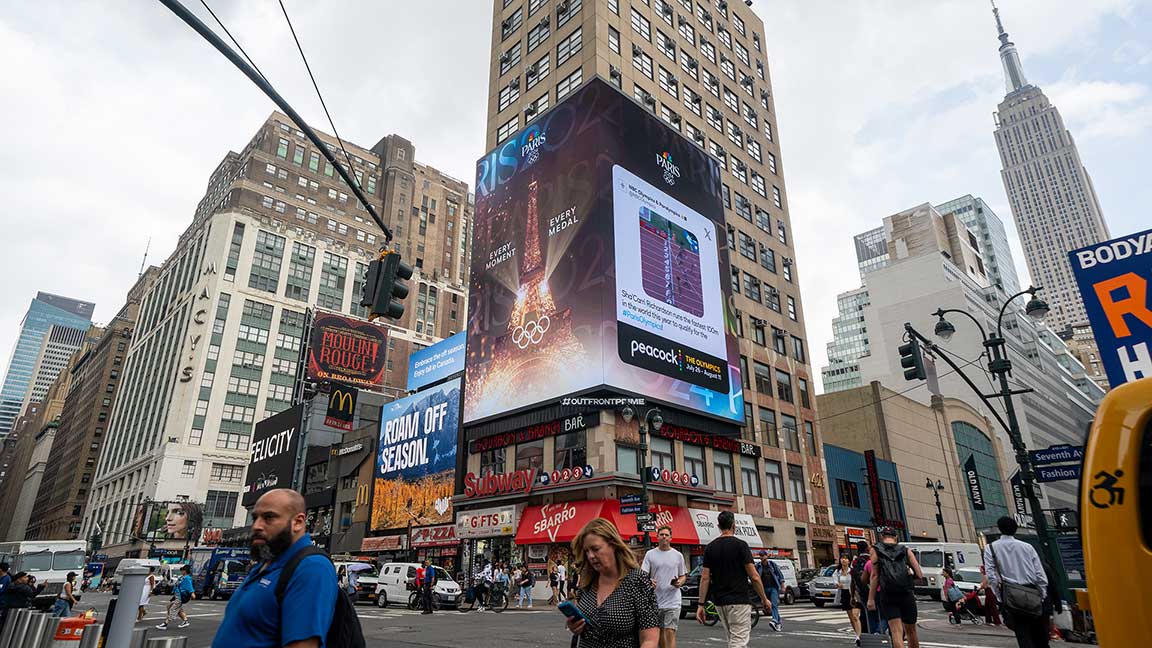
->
left=1047, top=79, right=1152, bottom=139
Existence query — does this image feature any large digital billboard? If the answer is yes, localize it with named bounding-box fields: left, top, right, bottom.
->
left=407, top=331, right=467, bottom=391
left=371, top=377, right=461, bottom=531
left=1069, top=228, right=1152, bottom=387
left=133, top=500, right=204, bottom=543
left=306, top=310, right=389, bottom=390
left=465, top=78, right=743, bottom=425
left=243, top=405, right=304, bottom=506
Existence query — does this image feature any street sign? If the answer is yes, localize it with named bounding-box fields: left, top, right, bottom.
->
left=638, top=521, right=657, bottom=533
left=620, top=505, right=644, bottom=515
left=634, top=512, right=655, bottom=523
left=1052, top=508, right=1079, bottom=531
left=1030, top=444, right=1085, bottom=467
left=620, top=494, right=642, bottom=505
left=1036, top=464, right=1081, bottom=483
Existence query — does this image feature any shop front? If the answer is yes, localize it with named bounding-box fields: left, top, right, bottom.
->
left=455, top=504, right=520, bottom=582
left=359, top=534, right=407, bottom=564
left=410, top=523, right=460, bottom=575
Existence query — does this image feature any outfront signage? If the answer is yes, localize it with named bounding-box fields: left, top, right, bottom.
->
left=1069, top=228, right=1152, bottom=387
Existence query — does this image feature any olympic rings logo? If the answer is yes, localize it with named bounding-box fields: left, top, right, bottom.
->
left=512, top=315, right=551, bottom=349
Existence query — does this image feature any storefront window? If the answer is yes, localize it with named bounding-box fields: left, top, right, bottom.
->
left=617, top=444, right=639, bottom=474
left=714, top=452, right=735, bottom=493
left=740, top=455, right=761, bottom=497
left=516, top=439, right=544, bottom=471
left=480, top=447, right=506, bottom=476
left=554, top=430, right=587, bottom=470
left=684, top=444, right=706, bottom=484
left=650, top=437, right=674, bottom=472
left=765, top=460, right=785, bottom=499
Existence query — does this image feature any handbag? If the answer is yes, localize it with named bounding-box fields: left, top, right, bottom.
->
left=989, top=544, right=1044, bottom=618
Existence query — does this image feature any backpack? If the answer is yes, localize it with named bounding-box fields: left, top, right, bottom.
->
left=849, top=554, right=870, bottom=593
left=874, top=544, right=914, bottom=594
left=275, top=545, right=366, bottom=648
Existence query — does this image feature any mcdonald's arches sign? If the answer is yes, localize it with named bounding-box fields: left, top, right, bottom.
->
left=324, top=384, right=358, bottom=431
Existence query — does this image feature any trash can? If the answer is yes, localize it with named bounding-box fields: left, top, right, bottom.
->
left=51, top=617, right=99, bottom=647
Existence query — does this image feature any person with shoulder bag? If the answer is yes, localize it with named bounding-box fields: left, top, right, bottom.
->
left=983, top=516, right=1049, bottom=648
left=157, top=565, right=195, bottom=630
left=867, top=528, right=923, bottom=648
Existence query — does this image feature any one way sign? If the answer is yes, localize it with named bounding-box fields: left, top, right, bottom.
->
left=1053, top=508, right=1079, bottom=531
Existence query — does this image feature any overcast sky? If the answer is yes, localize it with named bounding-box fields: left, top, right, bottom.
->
left=1, top=0, right=1149, bottom=393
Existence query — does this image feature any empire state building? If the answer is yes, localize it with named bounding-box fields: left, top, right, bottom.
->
left=992, top=1, right=1110, bottom=334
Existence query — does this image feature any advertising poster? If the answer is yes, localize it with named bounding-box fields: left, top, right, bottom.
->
left=133, top=500, right=205, bottom=543
left=1068, top=228, right=1152, bottom=387
left=466, top=78, right=743, bottom=425
left=407, top=331, right=467, bottom=391
left=306, top=310, right=389, bottom=390
left=371, top=377, right=461, bottom=531
left=243, top=404, right=304, bottom=507
left=324, top=383, right=358, bottom=431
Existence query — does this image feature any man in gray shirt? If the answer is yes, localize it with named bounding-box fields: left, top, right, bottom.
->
left=983, top=516, right=1050, bottom=648
left=642, top=525, right=688, bottom=648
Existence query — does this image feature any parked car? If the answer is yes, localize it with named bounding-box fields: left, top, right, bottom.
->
left=375, top=562, right=461, bottom=609
left=904, top=542, right=982, bottom=600
left=808, top=566, right=840, bottom=607
left=950, top=567, right=985, bottom=595
left=796, top=568, right=820, bottom=602
left=334, top=561, right=379, bottom=604
left=678, top=558, right=802, bottom=618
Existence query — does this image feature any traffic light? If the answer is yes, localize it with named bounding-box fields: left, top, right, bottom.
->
left=898, top=336, right=927, bottom=381
left=360, top=250, right=413, bottom=321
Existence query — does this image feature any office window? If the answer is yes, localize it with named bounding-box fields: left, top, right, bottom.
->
left=617, top=444, right=639, bottom=474
left=759, top=242, right=776, bottom=272
left=496, top=115, right=519, bottom=143
left=751, top=172, right=766, bottom=197
left=500, top=41, right=522, bottom=75
left=633, top=49, right=654, bottom=79
left=717, top=27, right=731, bottom=49
left=768, top=151, right=778, bottom=175
left=210, top=464, right=244, bottom=483
left=781, top=413, right=800, bottom=452
left=759, top=407, right=777, bottom=447
left=753, top=361, right=772, bottom=394
left=776, top=369, right=794, bottom=403
left=480, top=448, right=506, bottom=476
left=747, top=140, right=762, bottom=163
left=701, top=38, right=716, bottom=63
left=650, top=437, right=675, bottom=472
left=740, top=456, right=761, bottom=497
left=764, top=460, right=785, bottom=499
left=772, top=185, right=783, bottom=209
left=501, top=8, right=523, bottom=40
left=204, top=490, right=239, bottom=521
left=516, top=439, right=545, bottom=471
left=660, top=104, right=681, bottom=130
left=679, top=19, right=695, bottom=44
left=276, top=138, right=289, bottom=158
left=657, top=30, right=676, bottom=59
left=631, top=8, right=651, bottom=41
left=713, top=452, right=735, bottom=493
left=684, top=444, right=706, bottom=484
left=557, top=68, right=582, bottom=99
left=527, top=18, right=550, bottom=52
left=787, top=295, right=797, bottom=320
left=798, top=377, right=811, bottom=409
left=182, top=460, right=197, bottom=477
left=498, top=81, right=521, bottom=111
left=658, top=67, right=679, bottom=99
left=836, top=479, right=861, bottom=508
left=683, top=90, right=702, bottom=117
left=792, top=336, right=806, bottom=363
left=804, top=421, right=817, bottom=455
left=557, top=0, right=582, bottom=28
left=788, top=464, right=807, bottom=502
left=608, top=26, right=620, bottom=54
left=723, top=86, right=739, bottom=112
left=527, top=54, right=549, bottom=89
left=554, top=430, right=587, bottom=470
left=732, top=13, right=746, bottom=35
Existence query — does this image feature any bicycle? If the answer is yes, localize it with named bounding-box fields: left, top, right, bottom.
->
left=459, top=580, right=508, bottom=613
left=700, top=599, right=760, bottom=628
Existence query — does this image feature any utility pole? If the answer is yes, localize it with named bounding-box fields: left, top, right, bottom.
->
left=622, top=406, right=663, bottom=549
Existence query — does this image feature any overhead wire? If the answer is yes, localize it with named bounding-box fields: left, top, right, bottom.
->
left=817, top=353, right=986, bottom=424
left=276, top=0, right=362, bottom=192
left=199, top=0, right=268, bottom=83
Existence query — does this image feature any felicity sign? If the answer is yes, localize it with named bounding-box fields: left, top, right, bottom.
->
left=463, top=468, right=539, bottom=498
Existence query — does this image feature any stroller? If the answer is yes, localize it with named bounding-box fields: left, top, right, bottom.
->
left=945, top=589, right=985, bottom=625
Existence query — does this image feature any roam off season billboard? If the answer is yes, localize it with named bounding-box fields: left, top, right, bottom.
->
left=1069, top=228, right=1152, bottom=387
left=371, top=377, right=461, bottom=531
left=465, top=77, right=744, bottom=425
left=306, top=310, right=389, bottom=390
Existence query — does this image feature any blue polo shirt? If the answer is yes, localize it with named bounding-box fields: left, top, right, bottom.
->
left=211, top=535, right=337, bottom=648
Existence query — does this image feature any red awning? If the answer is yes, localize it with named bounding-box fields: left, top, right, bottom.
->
left=514, top=501, right=699, bottom=545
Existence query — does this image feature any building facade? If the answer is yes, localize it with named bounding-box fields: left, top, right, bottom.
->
left=81, top=113, right=473, bottom=554
left=934, top=194, right=1021, bottom=296
left=474, top=0, right=833, bottom=571
left=24, top=271, right=156, bottom=541
left=819, top=383, right=1011, bottom=543
left=991, top=4, right=1109, bottom=334
left=0, top=293, right=93, bottom=438
left=822, top=443, right=905, bottom=548
left=19, top=325, right=89, bottom=417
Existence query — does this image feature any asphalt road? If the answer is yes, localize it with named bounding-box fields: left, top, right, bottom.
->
left=72, top=592, right=1021, bottom=648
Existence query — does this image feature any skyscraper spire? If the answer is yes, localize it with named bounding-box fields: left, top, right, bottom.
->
left=992, top=0, right=1029, bottom=94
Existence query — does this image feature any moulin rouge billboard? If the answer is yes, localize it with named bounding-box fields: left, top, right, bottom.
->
left=306, top=310, right=389, bottom=390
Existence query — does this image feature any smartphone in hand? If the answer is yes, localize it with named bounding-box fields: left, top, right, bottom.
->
left=558, top=600, right=590, bottom=624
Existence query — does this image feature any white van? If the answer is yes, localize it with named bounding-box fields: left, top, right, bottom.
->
left=374, top=562, right=462, bottom=609
left=903, top=542, right=982, bottom=599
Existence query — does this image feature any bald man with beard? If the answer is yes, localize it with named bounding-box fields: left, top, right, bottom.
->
left=210, top=489, right=338, bottom=648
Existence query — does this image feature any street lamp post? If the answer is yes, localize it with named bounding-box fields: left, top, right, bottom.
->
left=926, top=479, right=948, bottom=542
left=622, top=406, right=663, bottom=549
left=926, top=285, right=1066, bottom=592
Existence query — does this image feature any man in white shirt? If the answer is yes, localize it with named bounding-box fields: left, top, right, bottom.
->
left=555, top=562, right=567, bottom=598
left=642, top=525, right=688, bottom=648
left=983, top=516, right=1050, bottom=648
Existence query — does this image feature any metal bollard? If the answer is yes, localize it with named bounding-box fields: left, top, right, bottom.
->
left=145, top=638, right=188, bottom=648
left=127, top=626, right=151, bottom=648
left=77, top=624, right=103, bottom=648
left=24, top=613, right=52, bottom=648
left=0, top=608, right=30, bottom=648
left=35, top=616, right=60, bottom=648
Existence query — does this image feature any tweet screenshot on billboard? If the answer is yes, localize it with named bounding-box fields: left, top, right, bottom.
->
left=467, top=78, right=743, bottom=426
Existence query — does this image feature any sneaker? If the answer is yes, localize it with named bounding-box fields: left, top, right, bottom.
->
left=155, top=624, right=168, bottom=630
left=770, top=620, right=781, bottom=632
left=177, top=621, right=190, bottom=629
